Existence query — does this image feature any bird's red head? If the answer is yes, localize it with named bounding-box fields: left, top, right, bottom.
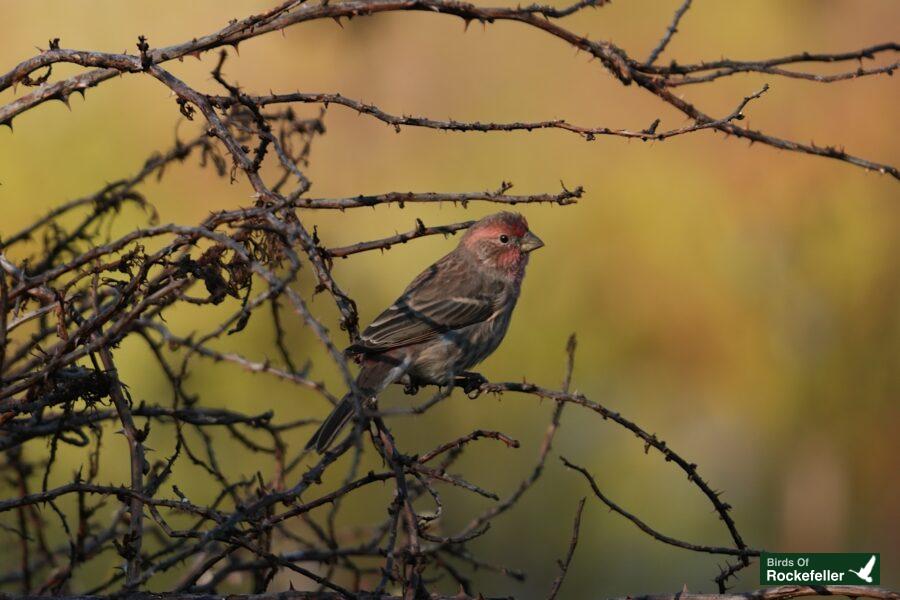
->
left=460, top=212, right=544, bottom=276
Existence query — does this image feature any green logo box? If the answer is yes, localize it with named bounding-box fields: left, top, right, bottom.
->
left=761, top=552, right=880, bottom=586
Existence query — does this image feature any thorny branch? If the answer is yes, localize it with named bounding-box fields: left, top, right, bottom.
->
left=645, top=0, right=692, bottom=66
left=0, top=2, right=896, bottom=599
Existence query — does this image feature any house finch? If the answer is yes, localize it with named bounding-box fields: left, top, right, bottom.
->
left=306, top=211, right=544, bottom=453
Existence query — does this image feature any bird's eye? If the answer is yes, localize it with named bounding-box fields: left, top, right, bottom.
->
left=499, top=234, right=509, bottom=244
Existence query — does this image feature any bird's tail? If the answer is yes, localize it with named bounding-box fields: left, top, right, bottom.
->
left=305, top=354, right=409, bottom=454
left=305, top=392, right=356, bottom=453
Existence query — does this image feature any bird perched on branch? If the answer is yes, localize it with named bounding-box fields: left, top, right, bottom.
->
left=306, top=211, right=544, bottom=453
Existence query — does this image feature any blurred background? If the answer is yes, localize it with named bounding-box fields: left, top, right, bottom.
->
left=1, top=0, right=898, bottom=596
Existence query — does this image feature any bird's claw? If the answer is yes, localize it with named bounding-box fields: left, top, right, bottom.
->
left=457, top=372, right=488, bottom=398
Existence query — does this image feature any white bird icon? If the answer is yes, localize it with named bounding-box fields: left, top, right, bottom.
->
left=848, top=555, right=877, bottom=583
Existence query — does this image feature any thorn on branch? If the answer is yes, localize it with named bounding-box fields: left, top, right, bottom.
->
left=176, top=98, right=195, bottom=120
left=137, top=35, right=152, bottom=70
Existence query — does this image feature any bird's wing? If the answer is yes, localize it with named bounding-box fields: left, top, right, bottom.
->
left=353, top=294, right=496, bottom=351
left=862, top=555, right=876, bottom=576
left=350, top=257, right=499, bottom=352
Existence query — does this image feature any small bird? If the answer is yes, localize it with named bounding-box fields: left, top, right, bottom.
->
left=306, top=212, right=544, bottom=453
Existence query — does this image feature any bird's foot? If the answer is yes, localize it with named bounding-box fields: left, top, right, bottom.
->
left=456, top=371, right=488, bottom=398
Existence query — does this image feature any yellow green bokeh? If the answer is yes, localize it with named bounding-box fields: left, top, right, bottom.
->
left=1, top=1, right=898, bottom=596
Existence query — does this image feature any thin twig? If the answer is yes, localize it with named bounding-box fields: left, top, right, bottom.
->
left=547, top=497, right=586, bottom=600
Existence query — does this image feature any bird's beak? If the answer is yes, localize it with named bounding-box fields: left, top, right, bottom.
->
left=520, top=231, right=544, bottom=253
